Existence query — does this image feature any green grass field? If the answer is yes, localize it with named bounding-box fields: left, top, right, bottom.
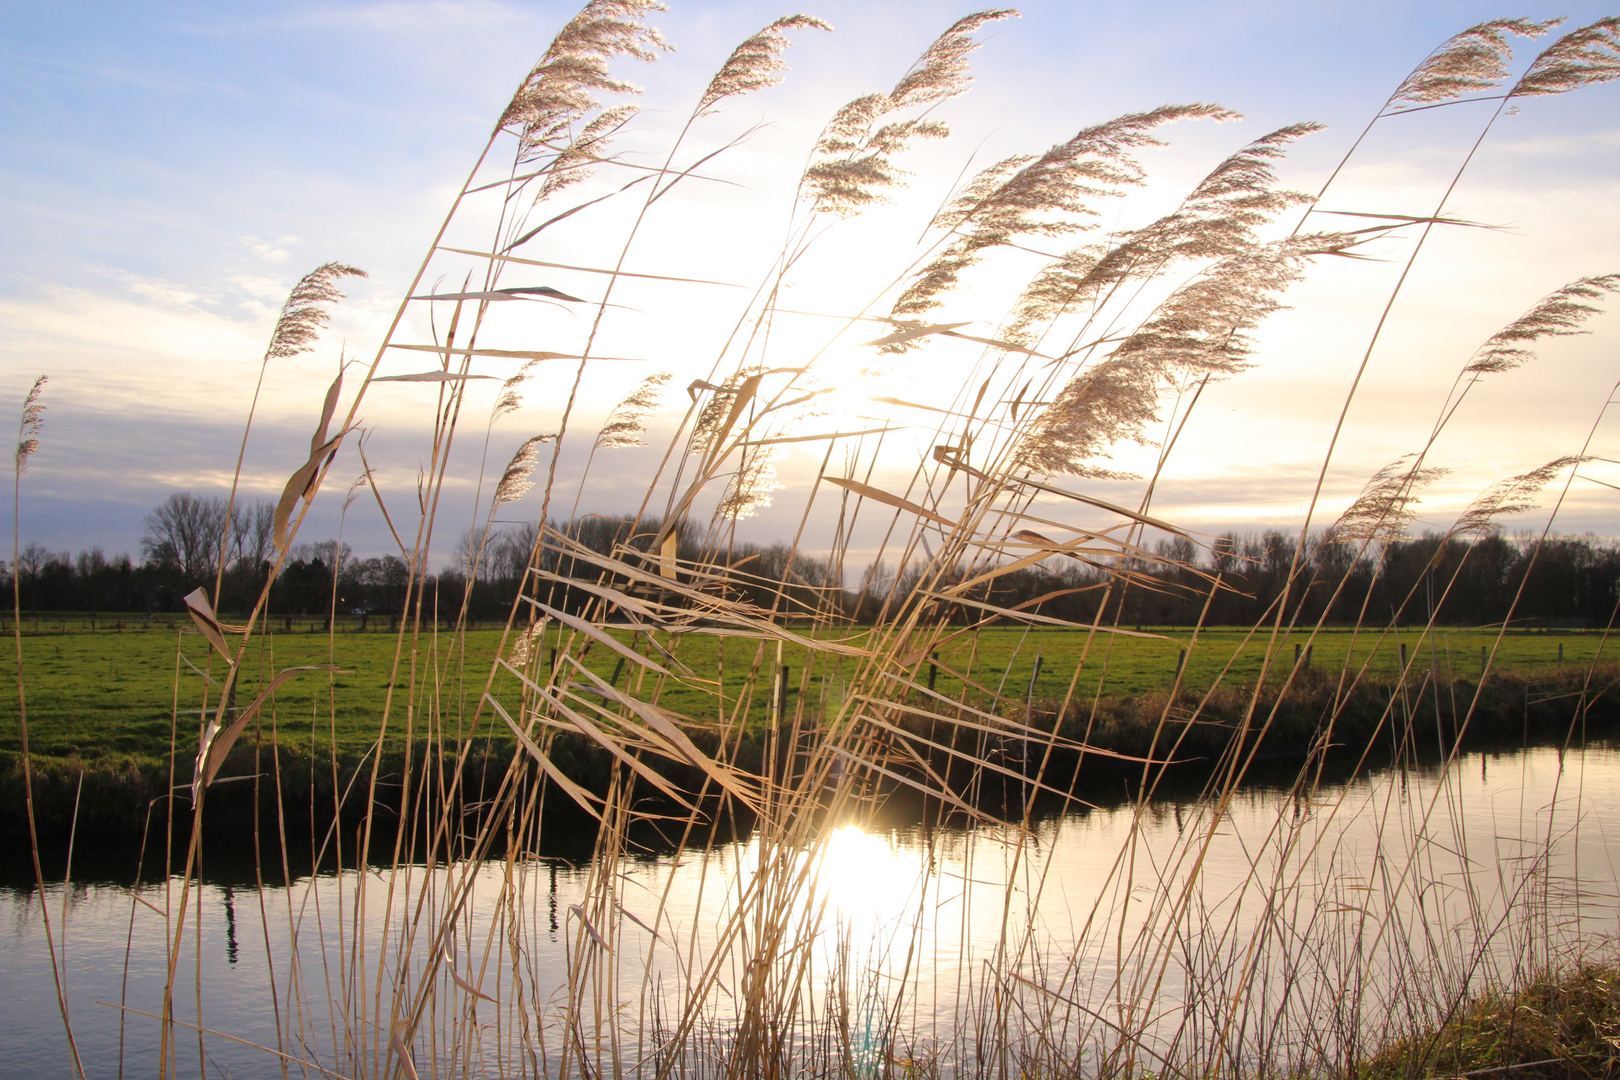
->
left=5, top=619, right=1611, bottom=764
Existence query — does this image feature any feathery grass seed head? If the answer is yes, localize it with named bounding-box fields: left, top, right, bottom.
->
left=1453, top=456, right=1588, bottom=534
left=892, top=104, right=1236, bottom=319
left=493, top=359, right=546, bottom=420
left=1015, top=358, right=1157, bottom=478
left=699, top=15, right=830, bottom=115
left=267, top=263, right=366, bottom=360
left=14, top=375, right=46, bottom=475
left=501, top=0, right=669, bottom=180
left=718, top=447, right=785, bottom=518
left=1512, top=18, right=1620, bottom=97
left=1105, top=234, right=1338, bottom=377
left=1328, top=455, right=1449, bottom=544
left=801, top=11, right=1014, bottom=215
left=493, top=434, right=556, bottom=509
left=888, top=10, right=1017, bottom=110
left=690, top=367, right=762, bottom=455
left=595, top=371, right=671, bottom=448
left=1006, top=123, right=1321, bottom=341
left=1016, top=233, right=1342, bottom=476
left=1464, top=274, right=1620, bottom=374
left=1389, top=18, right=1561, bottom=107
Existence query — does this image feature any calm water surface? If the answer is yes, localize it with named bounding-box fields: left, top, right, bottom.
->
left=6, top=742, right=1620, bottom=1078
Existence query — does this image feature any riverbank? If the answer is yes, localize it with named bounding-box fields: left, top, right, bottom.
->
left=1352, top=960, right=1620, bottom=1080
left=5, top=624, right=1606, bottom=761
left=6, top=661, right=1616, bottom=858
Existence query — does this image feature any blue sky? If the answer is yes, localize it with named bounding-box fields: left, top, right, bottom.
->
left=4, top=0, right=1619, bottom=563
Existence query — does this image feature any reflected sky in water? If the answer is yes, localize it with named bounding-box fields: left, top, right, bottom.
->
left=6, top=742, right=1620, bottom=1078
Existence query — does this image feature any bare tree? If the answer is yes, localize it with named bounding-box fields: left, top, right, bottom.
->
left=16, top=541, right=49, bottom=614
left=490, top=523, right=540, bottom=585
left=142, top=492, right=228, bottom=587
left=16, top=541, right=49, bottom=580
left=232, top=499, right=276, bottom=570
left=289, top=539, right=352, bottom=575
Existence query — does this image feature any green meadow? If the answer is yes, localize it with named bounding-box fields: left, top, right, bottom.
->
left=7, top=620, right=1608, bottom=764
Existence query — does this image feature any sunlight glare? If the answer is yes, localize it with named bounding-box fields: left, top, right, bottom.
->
left=809, top=824, right=932, bottom=954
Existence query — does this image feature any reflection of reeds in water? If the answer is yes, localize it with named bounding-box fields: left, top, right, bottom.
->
left=15, top=6, right=1620, bottom=1079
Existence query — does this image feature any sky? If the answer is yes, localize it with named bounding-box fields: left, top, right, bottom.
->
left=3, top=0, right=1619, bottom=569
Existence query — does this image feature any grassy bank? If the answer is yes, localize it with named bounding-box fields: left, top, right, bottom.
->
left=6, top=622, right=1609, bottom=762
left=1353, top=961, right=1620, bottom=1080
left=7, top=622, right=1615, bottom=840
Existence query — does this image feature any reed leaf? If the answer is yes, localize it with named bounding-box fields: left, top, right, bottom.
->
left=485, top=691, right=605, bottom=820
left=192, top=666, right=335, bottom=799
left=521, top=601, right=674, bottom=677
left=823, top=475, right=958, bottom=528
left=180, top=588, right=242, bottom=662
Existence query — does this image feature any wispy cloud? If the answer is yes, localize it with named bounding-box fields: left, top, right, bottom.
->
left=244, top=234, right=301, bottom=263
left=101, top=269, right=206, bottom=308
left=181, top=0, right=531, bottom=38
left=0, top=49, right=220, bottom=96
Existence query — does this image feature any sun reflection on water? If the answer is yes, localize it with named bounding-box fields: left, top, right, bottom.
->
left=812, top=824, right=930, bottom=937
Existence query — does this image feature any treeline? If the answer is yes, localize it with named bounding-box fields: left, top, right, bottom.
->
left=5, top=493, right=410, bottom=619
left=1180, top=531, right=1619, bottom=628
left=883, top=530, right=1620, bottom=630
left=443, top=515, right=840, bottom=623
left=5, top=491, right=1619, bottom=629
left=1, top=492, right=842, bottom=625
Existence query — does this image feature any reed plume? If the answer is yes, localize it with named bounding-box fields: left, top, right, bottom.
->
left=1017, top=234, right=1344, bottom=476
left=499, top=0, right=669, bottom=198
left=891, top=103, right=1235, bottom=321
left=1326, top=455, right=1449, bottom=544
left=264, top=262, right=366, bottom=360
left=1463, top=274, right=1620, bottom=374
left=697, top=15, right=831, bottom=114
left=1387, top=18, right=1562, bottom=108
left=492, top=382, right=525, bottom=420
left=1011, top=359, right=1161, bottom=478
left=1107, top=235, right=1340, bottom=377
left=688, top=366, right=763, bottom=456
left=717, top=447, right=785, bottom=518
left=801, top=11, right=1015, bottom=215
left=1511, top=17, right=1620, bottom=97
left=1417, top=273, right=1620, bottom=455
left=492, top=358, right=546, bottom=420
left=14, top=375, right=45, bottom=475
left=1008, top=122, right=1321, bottom=340
left=594, top=370, right=670, bottom=448
left=492, top=434, right=556, bottom=509
left=1452, top=455, right=1588, bottom=536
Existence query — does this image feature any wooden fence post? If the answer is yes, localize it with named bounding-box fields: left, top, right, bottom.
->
left=1026, top=653, right=1043, bottom=701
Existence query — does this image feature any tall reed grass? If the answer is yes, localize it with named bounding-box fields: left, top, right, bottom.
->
left=13, top=5, right=1620, bottom=1078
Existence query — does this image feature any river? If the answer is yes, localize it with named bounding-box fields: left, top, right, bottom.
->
left=5, top=739, right=1619, bottom=1078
